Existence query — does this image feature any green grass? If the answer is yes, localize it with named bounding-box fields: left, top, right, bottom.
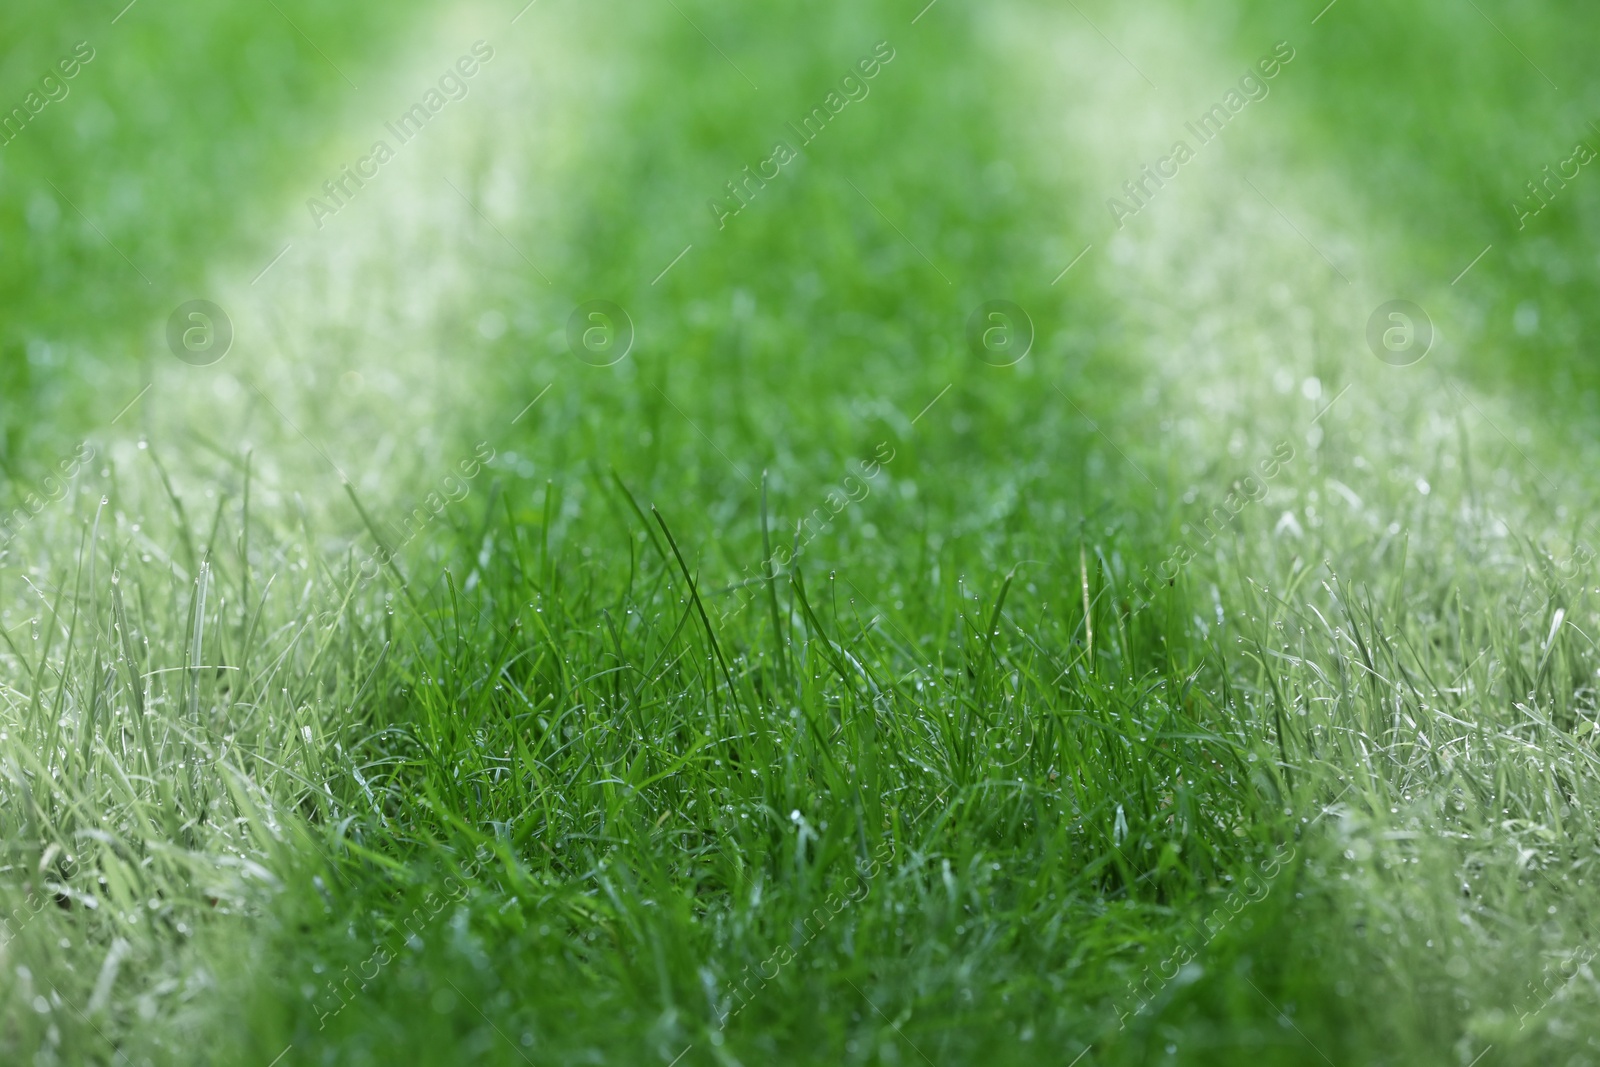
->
left=3, top=0, right=1600, bottom=1064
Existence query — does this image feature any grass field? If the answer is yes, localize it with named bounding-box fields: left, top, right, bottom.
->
left=4, top=0, right=1600, bottom=1064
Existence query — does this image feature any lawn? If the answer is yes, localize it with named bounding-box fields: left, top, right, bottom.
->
left=3, top=0, right=1600, bottom=1064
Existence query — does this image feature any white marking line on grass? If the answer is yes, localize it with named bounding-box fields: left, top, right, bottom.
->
left=652, top=243, right=693, bottom=285
left=1451, top=243, right=1493, bottom=285
left=843, top=177, right=953, bottom=285
left=1448, top=380, right=1559, bottom=494
left=1310, top=0, right=1340, bottom=25
left=266, top=1045, right=292, bottom=1067
left=111, top=0, right=140, bottom=24
left=1051, top=244, right=1093, bottom=285
left=1240, top=175, right=1350, bottom=284
left=46, top=179, right=153, bottom=286
left=510, top=383, right=552, bottom=424
left=111, top=383, right=152, bottom=425
left=1064, top=0, right=1157, bottom=90
left=910, top=383, right=951, bottom=425
left=1066, top=1047, right=1091, bottom=1067
left=911, top=0, right=940, bottom=25
left=1466, top=1047, right=1494, bottom=1067
left=665, top=0, right=759, bottom=90
left=667, top=1044, right=693, bottom=1067
left=251, top=243, right=293, bottom=286
left=1310, top=382, right=1353, bottom=425
left=245, top=379, right=351, bottom=483
left=443, top=177, right=553, bottom=285
left=511, top=0, right=540, bottom=25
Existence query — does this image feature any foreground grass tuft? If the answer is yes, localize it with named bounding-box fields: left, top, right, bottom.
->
left=4, top=0, right=1600, bottom=1064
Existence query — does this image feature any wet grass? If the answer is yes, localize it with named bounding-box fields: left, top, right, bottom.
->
left=2, top=1, right=1600, bottom=1065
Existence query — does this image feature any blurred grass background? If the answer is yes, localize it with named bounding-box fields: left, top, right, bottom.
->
left=1218, top=0, right=1600, bottom=412
left=0, top=0, right=434, bottom=460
